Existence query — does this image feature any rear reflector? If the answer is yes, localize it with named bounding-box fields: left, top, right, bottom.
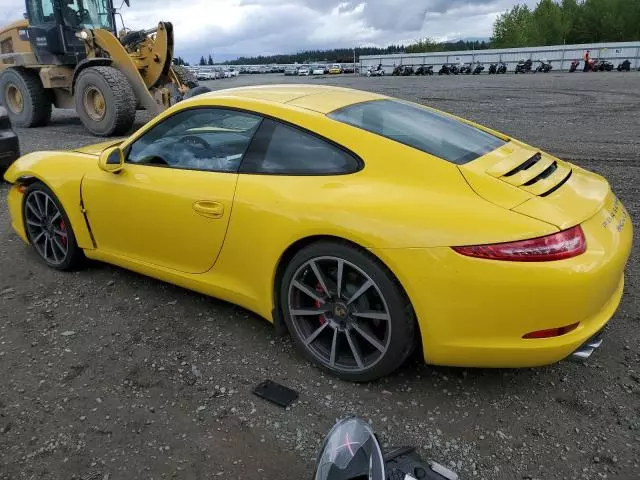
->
left=523, top=322, right=580, bottom=339
left=452, top=225, right=586, bottom=262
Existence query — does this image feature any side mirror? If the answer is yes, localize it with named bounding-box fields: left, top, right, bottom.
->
left=98, top=146, right=124, bottom=173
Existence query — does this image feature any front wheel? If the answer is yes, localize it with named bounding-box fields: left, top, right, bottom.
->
left=75, top=66, right=136, bottom=137
left=22, top=182, right=84, bottom=271
left=280, top=242, right=416, bottom=382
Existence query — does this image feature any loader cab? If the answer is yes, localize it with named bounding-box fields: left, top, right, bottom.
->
left=26, top=0, right=116, bottom=65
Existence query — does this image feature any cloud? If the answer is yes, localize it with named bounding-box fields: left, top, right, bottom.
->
left=0, top=0, right=536, bottom=62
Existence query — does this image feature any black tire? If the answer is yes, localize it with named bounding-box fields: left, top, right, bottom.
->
left=184, top=86, right=211, bottom=99
left=22, top=182, right=84, bottom=271
left=0, top=67, right=51, bottom=127
left=172, top=65, right=199, bottom=89
left=75, top=66, right=136, bottom=137
left=280, top=241, right=416, bottom=382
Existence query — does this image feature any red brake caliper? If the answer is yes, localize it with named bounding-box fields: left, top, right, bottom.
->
left=59, top=220, right=67, bottom=246
left=315, top=284, right=326, bottom=325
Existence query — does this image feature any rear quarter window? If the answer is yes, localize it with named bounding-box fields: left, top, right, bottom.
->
left=328, top=99, right=505, bottom=164
left=240, top=119, right=361, bottom=175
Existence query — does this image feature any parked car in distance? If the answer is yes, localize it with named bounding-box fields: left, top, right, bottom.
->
left=298, top=65, right=311, bottom=76
left=249, top=66, right=260, bottom=74
left=312, top=65, right=326, bottom=75
left=0, top=107, right=19, bottom=171
left=342, top=64, right=355, bottom=74
left=284, top=66, right=298, bottom=76
left=329, top=64, right=342, bottom=74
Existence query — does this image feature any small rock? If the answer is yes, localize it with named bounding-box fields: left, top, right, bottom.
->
left=61, top=331, right=76, bottom=337
left=1, top=288, right=15, bottom=295
left=106, top=280, right=115, bottom=287
left=197, top=406, right=206, bottom=412
left=79, top=416, right=86, bottom=421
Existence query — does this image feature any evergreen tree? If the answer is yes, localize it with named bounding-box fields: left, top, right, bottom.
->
left=492, top=0, right=640, bottom=48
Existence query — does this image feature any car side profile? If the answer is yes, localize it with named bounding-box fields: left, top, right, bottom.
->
left=3, top=85, right=633, bottom=381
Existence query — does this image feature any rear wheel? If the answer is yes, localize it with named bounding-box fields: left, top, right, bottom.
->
left=75, top=66, right=136, bottom=137
left=0, top=68, right=51, bottom=127
left=22, top=182, right=83, bottom=271
left=280, top=241, right=416, bottom=382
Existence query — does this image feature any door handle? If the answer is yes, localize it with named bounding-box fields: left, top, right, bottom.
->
left=193, top=201, right=224, bottom=219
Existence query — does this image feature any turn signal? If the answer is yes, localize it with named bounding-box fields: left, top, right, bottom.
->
left=452, top=225, right=586, bottom=262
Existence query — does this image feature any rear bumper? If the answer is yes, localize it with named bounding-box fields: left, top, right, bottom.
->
left=371, top=195, right=632, bottom=369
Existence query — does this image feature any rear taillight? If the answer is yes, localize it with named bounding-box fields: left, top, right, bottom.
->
left=452, top=225, right=586, bottom=262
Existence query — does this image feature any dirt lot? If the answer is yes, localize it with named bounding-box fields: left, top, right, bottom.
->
left=1, top=72, right=638, bottom=480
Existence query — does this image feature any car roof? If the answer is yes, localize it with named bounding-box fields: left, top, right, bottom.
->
left=201, top=85, right=387, bottom=114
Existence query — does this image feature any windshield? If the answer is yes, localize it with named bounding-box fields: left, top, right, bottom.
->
left=329, top=99, right=506, bottom=164
left=61, top=0, right=114, bottom=31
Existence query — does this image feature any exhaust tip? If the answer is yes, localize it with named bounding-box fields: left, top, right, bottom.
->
left=569, top=330, right=604, bottom=362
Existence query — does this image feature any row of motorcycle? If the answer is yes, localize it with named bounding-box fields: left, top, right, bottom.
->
left=569, top=58, right=635, bottom=72
left=366, top=58, right=637, bottom=77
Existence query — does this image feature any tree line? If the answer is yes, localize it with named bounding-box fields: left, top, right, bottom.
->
left=221, top=41, right=491, bottom=65
left=492, top=0, right=640, bottom=48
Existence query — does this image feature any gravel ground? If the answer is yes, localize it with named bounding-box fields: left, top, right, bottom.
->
left=1, top=72, right=638, bottom=480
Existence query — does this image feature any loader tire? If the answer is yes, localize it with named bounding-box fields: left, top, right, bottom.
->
left=75, top=66, right=136, bottom=137
left=172, top=65, right=199, bottom=89
left=0, top=67, right=52, bottom=127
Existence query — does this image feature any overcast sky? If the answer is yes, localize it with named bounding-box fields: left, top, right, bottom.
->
left=0, top=0, right=537, bottom=62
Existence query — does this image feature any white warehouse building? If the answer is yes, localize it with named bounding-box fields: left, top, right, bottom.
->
left=359, top=41, right=640, bottom=73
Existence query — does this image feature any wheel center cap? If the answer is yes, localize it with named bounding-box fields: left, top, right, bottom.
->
left=333, top=302, right=348, bottom=320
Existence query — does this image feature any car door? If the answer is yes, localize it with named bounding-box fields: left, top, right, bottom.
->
left=81, top=107, right=263, bottom=274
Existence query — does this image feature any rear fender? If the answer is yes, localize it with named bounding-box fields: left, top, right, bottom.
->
left=4, top=152, right=96, bottom=250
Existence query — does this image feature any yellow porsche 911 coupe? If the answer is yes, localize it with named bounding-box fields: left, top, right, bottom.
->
left=4, top=85, right=632, bottom=381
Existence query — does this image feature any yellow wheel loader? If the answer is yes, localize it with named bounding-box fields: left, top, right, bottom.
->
left=0, top=0, right=205, bottom=136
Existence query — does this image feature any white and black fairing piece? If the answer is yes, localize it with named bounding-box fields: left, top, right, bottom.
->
left=315, top=418, right=385, bottom=480
left=315, top=418, right=458, bottom=480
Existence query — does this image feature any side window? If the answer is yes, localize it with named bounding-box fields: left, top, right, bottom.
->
left=28, top=0, right=55, bottom=24
left=127, top=108, right=262, bottom=173
left=241, top=119, right=361, bottom=175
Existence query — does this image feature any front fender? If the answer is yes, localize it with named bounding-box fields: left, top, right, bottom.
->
left=4, top=152, right=97, bottom=250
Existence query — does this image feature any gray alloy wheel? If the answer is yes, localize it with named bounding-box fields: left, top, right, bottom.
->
left=278, top=235, right=425, bottom=383
left=24, top=190, right=69, bottom=266
left=22, top=183, right=83, bottom=271
left=287, top=256, right=393, bottom=374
